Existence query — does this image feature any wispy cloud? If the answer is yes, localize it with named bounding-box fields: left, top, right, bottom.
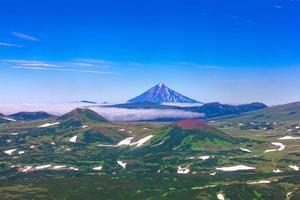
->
left=0, top=42, right=21, bottom=48
left=11, top=32, right=40, bottom=42
left=1, top=59, right=116, bottom=75
left=71, top=62, right=95, bottom=67
left=3, top=60, right=61, bottom=68
left=11, top=66, right=116, bottom=75
left=175, top=62, right=223, bottom=70
left=19, top=63, right=62, bottom=68
left=72, top=58, right=115, bottom=68
left=196, top=65, right=223, bottom=69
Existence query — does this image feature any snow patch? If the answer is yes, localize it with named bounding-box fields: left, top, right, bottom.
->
left=35, top=164, right=52, bottom=170
left=177, top=166, right=190, bottom=174
left=4, top=149, right=17, bottom=155
left=93, top=166, right=103, bottom=171
left=130, top=135, right=154, bottom=147
left=199, top=156, right=211, bottom=161
left=117, top=161, right=127, bottom=169
left=217, top=193, right=225, bottom=200
left=1, top=117, right=16, bottom=122
left=69, top=135, right=78, bottom=143
left=216, top=165, right=256, bottom=172
left=116, top=137, right=134, bottom=146
left=38, top=122, right=60, bottom=128
left=273, top=169, right=283, bottom=173
left=53, top=165, right=67, bottom=170
left=18, top=151, right=25, bottom=155
left=278, top=136, right=300, bottom=140
left=19, top=166, right=32, bottom=173
left=264, top=142, right=285, bottom=153
left=240, top=148, right=252, bottom=153
left=248, top=180, right=271, bottom=185
left=289, top=165, right=299, bottom=171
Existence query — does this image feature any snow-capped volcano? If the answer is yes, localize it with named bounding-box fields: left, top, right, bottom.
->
left=128, top=83, right=199, bottom=103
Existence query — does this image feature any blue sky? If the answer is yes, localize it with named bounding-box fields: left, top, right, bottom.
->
left=1, top=0, right=300, bottom=105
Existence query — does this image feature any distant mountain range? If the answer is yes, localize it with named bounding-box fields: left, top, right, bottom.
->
left=8, top=112, right=55, bottom=121
left=0, top=111, right=55, bottom=124
left=221, top=101, right=300, bottom=122
left=128, top=83, right=200, bottom=103
left=110, top=101, right=267, bottom=120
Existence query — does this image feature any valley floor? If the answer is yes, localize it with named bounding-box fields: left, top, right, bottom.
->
left=1, top=117, right=300, bottom=199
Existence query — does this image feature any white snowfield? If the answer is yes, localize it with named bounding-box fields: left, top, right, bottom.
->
left=240, top=148, right=252, bottom=153
left=104, top=135, right=154, bottom=148
left=1, top=117, right=16, bottom=122
left=69, top=135, right=78, bottom=143
left=273, top=169, right=283, bottom=173
left=4, top=149, right=17, bottom=155
left=278, top=136, right=300, bottom=140
left=217, top=193, right=225, bottom=200
left=177, top=166, right=190, bottom=174
left=19, top=165, right=79, bottom=172
left=82, top=125, right=88, bottom=128
left=69, top=167, right=79, bottom=171
left=38, top=122, right=60, bottom=128
left=117, top=161, right=127, bottom=169
left=35, top=164, right=52, bottom=170
left=98, top=144, right=115, bottom=147
left=130, top=135, right=154, bottom=147
left=93, top=166, right=103, bottom=171
left=247, top=180, right=271, bottom=185
left=117, top=137, right=134, bottom=146
left=264, top=142, right=286, bottom=153
left=216, top=165, right=256, bottom=172
left=289, top=165, right=299, bottom=171
left=18, top=151, right=25, bottom=155
left=53, top=165, right=67, bottom=170
left=199, top=156, right=211, bottom=161
left=210, top=172, right=217, bottom=176
left=20, top=166, right=33, bottom=173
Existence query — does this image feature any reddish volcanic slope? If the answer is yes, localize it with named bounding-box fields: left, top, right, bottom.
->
left=176, top=119, right=210, bottom=129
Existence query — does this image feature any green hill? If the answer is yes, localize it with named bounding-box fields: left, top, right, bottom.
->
left=220, top=101, right=300, bottom=122
left=147, top=119, right=242, bottom=151
left=58, top=108, right=109, bottom=128
left=81, top=127, right=127, bottom=144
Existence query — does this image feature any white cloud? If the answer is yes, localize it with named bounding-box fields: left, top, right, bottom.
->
left=0, top=102, right=203, bottom=121
left=11, top=32, right=39, bottom=41
left=2, top=59, right=116, bottom=75
left=0, top=42, right=20, bottom=48
left=11, top=66, right=116, bottom=75
left=91, top=107, right=203, bottom=121
left=20, top=63, right=62, bottom=68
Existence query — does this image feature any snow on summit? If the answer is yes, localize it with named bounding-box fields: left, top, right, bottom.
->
left=128, top=83, right=199, bottom=103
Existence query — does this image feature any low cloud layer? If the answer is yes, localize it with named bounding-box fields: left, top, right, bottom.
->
left=0, top=102, right=203, bottom=121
